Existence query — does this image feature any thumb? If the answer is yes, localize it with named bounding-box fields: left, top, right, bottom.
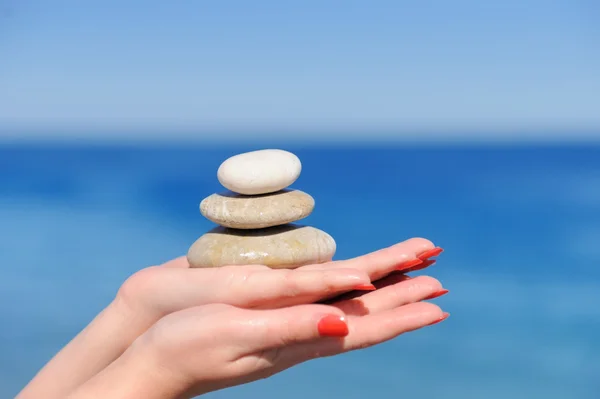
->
left=246, top=305, right=349, bottom=351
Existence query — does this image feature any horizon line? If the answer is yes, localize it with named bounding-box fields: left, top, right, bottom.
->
left=1, top=125, right=600, bottom=145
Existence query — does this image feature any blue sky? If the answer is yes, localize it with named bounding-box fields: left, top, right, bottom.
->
left=0, top=0, right=599, bottom=140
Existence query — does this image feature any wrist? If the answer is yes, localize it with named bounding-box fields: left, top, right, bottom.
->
left=66, top=340, right=190, bottom=399
left=16, top=300, right=144, bottom=399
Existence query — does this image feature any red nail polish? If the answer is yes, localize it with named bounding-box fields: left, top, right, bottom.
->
left=396, top=258, right=423, bottom=270
left=318, top=315, right=349, bottom=337
left=354, top=284, right=376, bottom=291
left=423, top=289, right=449, bottom=300
left=418, top=247, right=444, bottom=260
left=404, top=259, right=436, bottom=273
left=427, top=312, right=450, bottom=326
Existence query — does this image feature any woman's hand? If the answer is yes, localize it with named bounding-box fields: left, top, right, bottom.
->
left=67, top=272, right=448, bottom=399
left=17, top=237, right=444, bottom=399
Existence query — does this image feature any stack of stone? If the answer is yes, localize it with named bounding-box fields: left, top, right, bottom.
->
left=187, top=149, right=336, bottom=269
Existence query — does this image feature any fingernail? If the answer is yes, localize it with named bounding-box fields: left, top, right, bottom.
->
left=405, top=259, right=436, bottom=273
left=423, top=289, right=449, bottom=300
left=318, top=315, right=349, bottom=337
left=418, top=247, right=444, bottom=260
left=396, top=258, right=423, bottom=270
left=354, top=284, right=376, bottom=291
left=427, top=312, right=450, bottom=326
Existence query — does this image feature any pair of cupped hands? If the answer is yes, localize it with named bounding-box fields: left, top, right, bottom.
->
left=17, top=238, right=448, bottom=399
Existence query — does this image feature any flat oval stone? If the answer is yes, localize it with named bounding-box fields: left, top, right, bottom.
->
left=200, top=189, right=315, bottom=229
left=187, top=224, right=336, bottom=269
left=217, top=149, right=301, bottom=195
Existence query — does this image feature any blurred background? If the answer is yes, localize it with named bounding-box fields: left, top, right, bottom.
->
left=1, top=1, right=599, bottom=398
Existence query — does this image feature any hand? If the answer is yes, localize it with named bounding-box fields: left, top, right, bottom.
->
left=66, top=272, right=448, bottom=399
left=17, top=238, right=444, bottom=399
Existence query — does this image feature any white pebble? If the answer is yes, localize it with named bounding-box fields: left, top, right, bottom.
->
left=217, top=149, right=301, bottom=195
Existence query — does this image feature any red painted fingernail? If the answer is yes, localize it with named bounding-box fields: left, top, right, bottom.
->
left=405, top=259, right=436, bottom=273
left=423, top=289, right=449, bottom=300
left=427, top=312, right=450, bottom=326
left=318, top=315, right=349, bottom=337
left=354, top=284, right=376, bottom=291
left=396, top=258, right=423, bottom=270
left=418, top=247, right=444, bottom=260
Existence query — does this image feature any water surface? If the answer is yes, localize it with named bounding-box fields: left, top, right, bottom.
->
left=1, top=143, right=599, bottom=398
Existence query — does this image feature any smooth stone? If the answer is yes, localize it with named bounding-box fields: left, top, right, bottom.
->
left=187, top=224, right=336, bottom=269
left=217, top=149, right=302, bottom=195
left=200, top=189, right=315, bottom=229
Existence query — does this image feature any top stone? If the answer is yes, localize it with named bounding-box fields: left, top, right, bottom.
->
left=217, top=149, right=302, bottom=195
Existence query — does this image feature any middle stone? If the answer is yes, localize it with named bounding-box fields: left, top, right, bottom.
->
left=200, top=189, right=315, bottom=229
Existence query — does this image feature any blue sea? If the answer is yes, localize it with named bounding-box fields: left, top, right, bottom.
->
left=1, top=142, right=599, bottom=398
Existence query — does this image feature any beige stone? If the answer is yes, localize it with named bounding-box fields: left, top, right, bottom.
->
left=200, top=189, right=315, bottom=229
left=187, top=224, right=336, bottom=269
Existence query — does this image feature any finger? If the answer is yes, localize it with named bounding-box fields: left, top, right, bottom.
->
left=279, top=302, right=447, bottom=363
left=133, top=266, right=372, bottom=316
left=403, top=259, right=437, bottom=273
left=334, top=275, right=445, bottom=316
left=343, top=302, right=447, bottom=351
left=240, top=304, right=350, bottom=352
left=246, top=268, right=376, bottom=309
left=301, top=238, right=440, bottom=304
left=302, top=237, right=438, bottom=281
left=327, top=257, right=443, bottom=303
left=319, top=272, right=413, bottom=303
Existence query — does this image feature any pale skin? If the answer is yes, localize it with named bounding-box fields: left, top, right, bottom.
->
left=17, top=237, right=448, bottom=399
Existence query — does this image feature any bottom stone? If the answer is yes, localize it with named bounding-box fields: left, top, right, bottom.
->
left=187, top=224, right=336, bottom=268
